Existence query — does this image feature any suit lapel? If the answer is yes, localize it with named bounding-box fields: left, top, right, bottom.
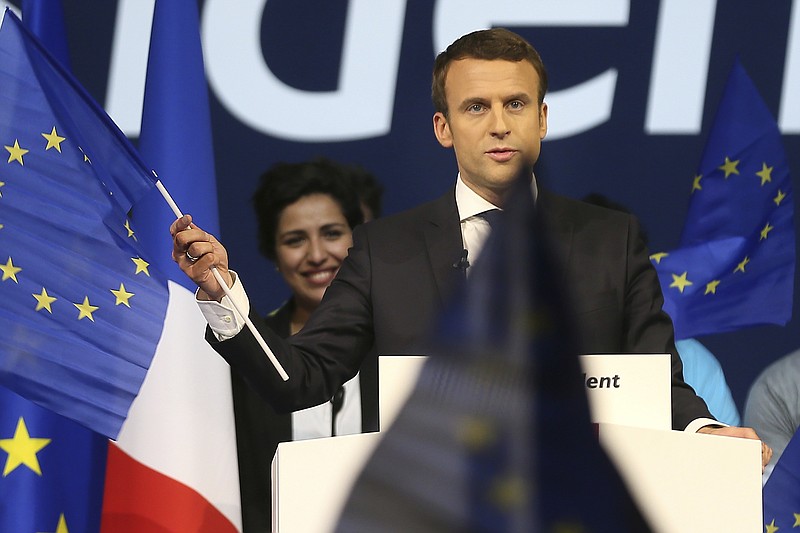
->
left=538, top=189, right=575, bottom=284
left=423, top=189, right=464, bottom=305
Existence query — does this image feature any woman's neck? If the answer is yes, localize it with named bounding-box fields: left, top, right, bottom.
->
left=289, top=300, right=316, bottom=335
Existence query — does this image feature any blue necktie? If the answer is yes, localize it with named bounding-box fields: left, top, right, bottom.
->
left=478, top=208, right=504, bottom=231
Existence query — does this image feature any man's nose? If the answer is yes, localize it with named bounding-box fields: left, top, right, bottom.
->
left=489, top=108, right=510, bottom=138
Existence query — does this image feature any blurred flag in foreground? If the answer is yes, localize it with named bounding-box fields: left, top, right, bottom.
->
left=337, top=177, right=647, bottom=531
left=0, top=9, right=168, bottom=438
left=100, top=1, right=241, bottom=531
left=651, top=59, right=794, bottom=340
left=762, top=426, right=800, bottom=532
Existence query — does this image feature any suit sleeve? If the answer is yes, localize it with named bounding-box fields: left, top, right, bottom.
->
left=622, top=214, right=714, bottom=429
left=208, top=225, right=376, bottom=413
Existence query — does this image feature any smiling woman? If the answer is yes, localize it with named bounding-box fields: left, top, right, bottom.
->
left=233, top=157, right=381, bottom=532
left=270, top=192, right=356, bottom=331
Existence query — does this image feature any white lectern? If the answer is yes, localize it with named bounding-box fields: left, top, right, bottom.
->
left=272, top=356, right=762, bottom=532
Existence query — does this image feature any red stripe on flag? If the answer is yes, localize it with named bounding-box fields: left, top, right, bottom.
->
left=101, top=443, right=238, bottom=533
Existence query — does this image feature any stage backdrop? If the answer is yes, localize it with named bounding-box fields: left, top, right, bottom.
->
left=45, top=0, right=800, bottom=409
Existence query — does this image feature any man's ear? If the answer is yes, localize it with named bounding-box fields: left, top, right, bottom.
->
left=539, top=102, right=548, bottom=140
left=433, top=112, right=453, bottom=148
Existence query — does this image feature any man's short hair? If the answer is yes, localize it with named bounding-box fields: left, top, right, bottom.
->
left=431, top=28, right=548, bottom=117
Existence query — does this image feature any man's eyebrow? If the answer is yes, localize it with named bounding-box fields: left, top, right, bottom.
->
left=457, top=96, right=489, bottom=109
left=457, top=92, right=534, bottom=109
left=505, top=92, right=533, bottom=103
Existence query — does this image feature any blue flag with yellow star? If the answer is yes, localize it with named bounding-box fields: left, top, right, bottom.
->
left=0, top=386, right=106, bottom=532
left=0, top=9, right=169, bottom=439
left=763, top=426, right=800, bottom=532
left=651, top=59, right=795, bottom=340
left=0, top=4, right=112, bottom=533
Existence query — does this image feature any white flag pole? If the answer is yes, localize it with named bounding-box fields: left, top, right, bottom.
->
left=155, top=178, right=290, bottom=381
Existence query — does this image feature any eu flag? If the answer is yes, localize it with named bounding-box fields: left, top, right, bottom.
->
left=762, top=426, right=800, bottom=532
left=651, top=59, right=794, bottom=339
left=0, top=4, right=109, bottom=533
left=0, top=10, right=169, bottom=439
left=337, top=177, right=647, bottom=531
left=0, top=386, right=106, bottom=532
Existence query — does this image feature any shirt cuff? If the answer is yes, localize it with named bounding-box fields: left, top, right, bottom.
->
left=684, top=417, right=727, bottom=433
left=196, top=270, right=249, bottom=340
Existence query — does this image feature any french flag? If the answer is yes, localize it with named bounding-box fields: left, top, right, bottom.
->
left=100, top=1, right=241, bottom=531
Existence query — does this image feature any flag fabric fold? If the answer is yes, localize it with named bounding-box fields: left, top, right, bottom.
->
left=337, top=177, right=647, bottom=531
left=0, top=8, right=168, bottom=439
left=100, top=0, right=241, bottom=530
left=762, top=426, right=800, bottom=532
left=651, top=59, right=794, bottom=339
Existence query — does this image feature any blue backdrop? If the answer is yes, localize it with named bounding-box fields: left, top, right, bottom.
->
left=54, top=0, right=800, bottom=410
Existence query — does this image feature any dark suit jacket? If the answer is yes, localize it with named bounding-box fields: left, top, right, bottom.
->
left=231, top=300, right=378, bottom=533
left=214, top=187, right=712, bottom=431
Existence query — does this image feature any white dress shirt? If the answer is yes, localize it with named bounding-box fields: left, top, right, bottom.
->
left=455, top=173, right=538, bottom=269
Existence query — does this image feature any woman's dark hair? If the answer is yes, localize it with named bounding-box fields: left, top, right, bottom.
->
left=252, top=158, right=364, bottom=261
left=344, top=164, right=384, bottom=219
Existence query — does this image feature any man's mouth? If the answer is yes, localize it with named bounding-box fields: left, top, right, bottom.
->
left=486, top=148, right=518, bottom=162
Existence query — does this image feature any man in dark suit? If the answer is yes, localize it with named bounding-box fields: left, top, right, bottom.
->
left=172, top=28, right=770, bottom=464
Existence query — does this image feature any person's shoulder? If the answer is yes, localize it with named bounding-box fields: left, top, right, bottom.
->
left=753, top=348, right=800, bottom=385
left=357, top=189, right=456, bottom=235
left=264, top=300, right=292, bottom=333
left=540, top=189, right=632, bottom=226
left=676, top=338, right=723, bottom=371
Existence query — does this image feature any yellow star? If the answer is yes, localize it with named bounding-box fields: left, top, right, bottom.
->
left=718, top=156, right=740, bottom=178
left=488, top=474, right=526, bottom=510
left=760, top=223, right=774, bottom=240
left=705, top=280, right=721, bottom=295
left=73, top=296, right=99, bottom=321
left=1, top=257, right=22, bottom=283
left=765, top=518, right=778, bottom=533
left=33, top=288, right=57, bottom=313
left=54, top=513, right=70, bottom=533
left=550, top=523, right=586, bottom=533
left=756, top=162, right=773, bottom=186
left=670, top=271, right=693, bottom=293
left=41, top=126, right=66, bottom=153
left=0, top=417, right=51, bottom=476
left=691, top=174, right=702, bottom=193
left=649, top=252, right=669, bottom=264
left=111, top=283, right=135, bottom=307
left=458, top=417, right=497, bottom=450
left=78, top=146, right=91, bottom=164
left=774, top=189, right=787, bottom=206
left=131, top=257, right=151, bottom=276
left=734, top=256, right=750, bottom=273
left=124, top=219, right=136, bottom=239
left=0, top=180, right=5, bottom=197
left=794, top=512, right=800, bottom=526
left=5, top=139, right=29, bottom=165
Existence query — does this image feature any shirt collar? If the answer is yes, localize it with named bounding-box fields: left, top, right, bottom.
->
left=455, top=173, right=538, bottom=222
